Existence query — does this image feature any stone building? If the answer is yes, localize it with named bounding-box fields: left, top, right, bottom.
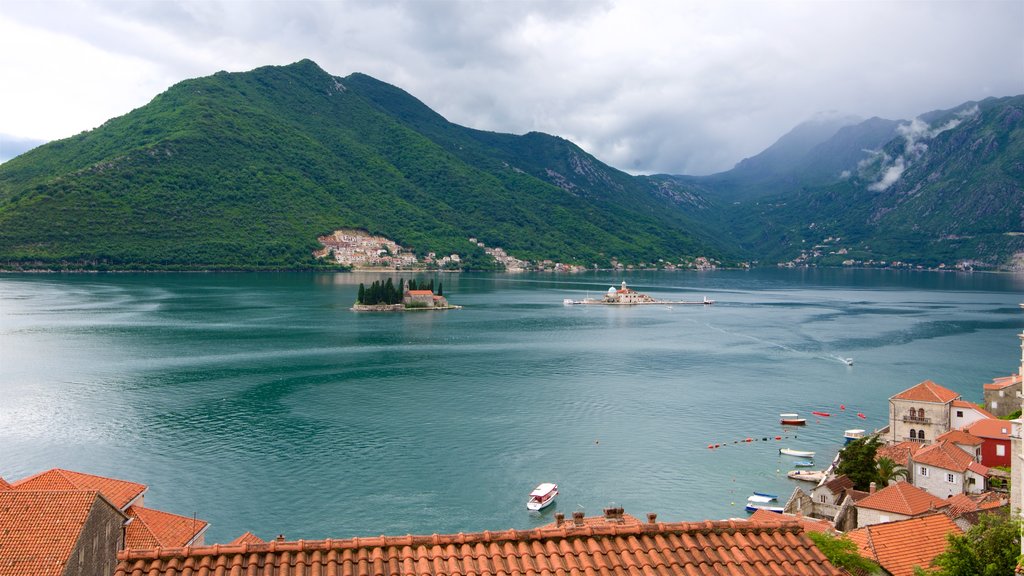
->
left=887, top=380, right=960, bottom=445
left=853, top=481, right=949, bottom=528
left=910, top=440, right=988, bottom=498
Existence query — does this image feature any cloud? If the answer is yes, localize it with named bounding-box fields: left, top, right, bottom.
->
left=0, top=1, right=1021, bottom=175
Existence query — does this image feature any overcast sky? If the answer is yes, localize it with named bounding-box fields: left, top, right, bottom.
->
left=2, top=0, right=1022, bottom=174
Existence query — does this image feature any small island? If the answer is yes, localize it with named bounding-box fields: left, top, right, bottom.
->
left=565, top=281, right=714, bottom=306
left=351, top=278, right=461, bottom=312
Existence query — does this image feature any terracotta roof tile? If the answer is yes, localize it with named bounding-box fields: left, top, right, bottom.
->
left=982, top=373, right=1021, bottom=391
left=124, top=505, right=209, bottom=550
left=890, top=380, right=960, bottom=403
left=951, top=400, right=996, bottom=418
left=875, top=441, right=922, bottom=468
left=229, top=531, right=266, bottom=545
left=12, top=468, right=147, bottom=510
left=0, top=477, right=11, bottom=490
left=855, top=482, right=949, bottom=516
left=935, top=429, right=984, bottom=446
left=847, top=513, right=960, bottom=576
left=115, top=517, right=844, bottom=576
left=965, top=418, right=1012, bottom=440
left=821, top=475, right=853, bottom=495
left=747, top=509, right=835, bottom=534
left=943, top=493, right=1008, bottom=518
left=913, top=441, right=976, bottom=473
left=0, top=490, right=122, bottom=576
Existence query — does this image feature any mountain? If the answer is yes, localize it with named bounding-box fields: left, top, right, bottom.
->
left=726, top=96, right=1024, bottom=268
left=0, top=60, right=724, bottom=271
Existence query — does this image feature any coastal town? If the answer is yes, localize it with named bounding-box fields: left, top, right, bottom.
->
left=5, top=306, right=1021, bottom=576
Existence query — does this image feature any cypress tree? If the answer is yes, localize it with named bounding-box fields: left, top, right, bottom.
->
left=358, top=283, right=365, bottom=304
left=438, top=282, right=443, bottom=296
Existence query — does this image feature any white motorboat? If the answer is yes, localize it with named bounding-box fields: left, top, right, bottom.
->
left=526, top=483, right=558, bottom=511
left=779, top=448, right=815, bottom=458
left=844, top=429, right=866, bottom=444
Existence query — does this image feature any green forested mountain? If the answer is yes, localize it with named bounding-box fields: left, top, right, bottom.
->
left=0, top=60, right=723, bottom=270
left=1, top=60, right=1021, bottom=271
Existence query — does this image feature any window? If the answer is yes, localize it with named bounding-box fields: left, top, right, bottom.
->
left=997, top=444, right=1006, bottom=457
left=819, top=494, right=826, bottom=503
left=918, top=408, right=925, bottom=419
left=919, top=466, right=928, bottom=476
left=918, top=430, right=925, bottom=441
left=908, top=407, right=916, bottom=417
left=956, top=410, right=963, bottom=418
left=946, top=473, right=955, bottom=483
left=910, top=429, right=917, bottom=439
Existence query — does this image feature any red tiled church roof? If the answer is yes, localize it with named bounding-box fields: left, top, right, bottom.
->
left=847, top=513, right=960, bottom=576
left=12, top=468, right=147, bottom=510
left=116, top=517, right=845, bottom=576
left=0, top=489, right=123, bottom=576
left=890, top=380, right=960, bottom=403
left=855, top=482, right=949, bottom=516
left=124, top=505, right=209, bottom=550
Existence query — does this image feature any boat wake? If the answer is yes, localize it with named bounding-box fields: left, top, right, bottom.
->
left=699, top=322, right=853, bottom=367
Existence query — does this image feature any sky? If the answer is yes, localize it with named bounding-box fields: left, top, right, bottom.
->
left=1, top=0, right=1022, bottom=174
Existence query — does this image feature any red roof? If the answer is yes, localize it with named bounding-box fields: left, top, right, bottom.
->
left=407, top=290, right=434, bottom=296
left=951, top=400, right=996, bottom=418
left=983, top=373, right=1021, bottom=391
left=229, top=531, right=266, bottom=545
left=944, top=493, right=1008, bottom=518
left=0, top=490, right=123, bottom=576
left=913, top=441, right=976, bottom=473
left=748, top=509, right=836, bottom=533
left=965, top=418, right=1012, bottom=440
left=116, top=517, right=845, bottom=576
left=855, top=482, right=949, bottom=516
left=12, top=468, right=147, bottom=510
left=124, top=505, right=209, bottom=550
left=876, top=441, right=922, bottom=467
left=935, top=429, right=984, bottom=446
left=847, top=513, right=961, bottom=576
left=890, top=380, right=960, bottom=403
left=0, top=477, right=11, bottom=490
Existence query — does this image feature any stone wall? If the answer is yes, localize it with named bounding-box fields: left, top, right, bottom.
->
left=62, top=497, right=125, bottom=576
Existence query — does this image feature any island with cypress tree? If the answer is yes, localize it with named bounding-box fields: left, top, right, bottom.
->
left=351, top=278, right=460, bottom=311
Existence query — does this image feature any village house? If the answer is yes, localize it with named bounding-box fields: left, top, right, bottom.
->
left=942, top=492, right=1010, bottom=531
left=965, top=418, right=1012, bottom=467
left=934, top=428, right=984, bottom=461
left=115, top=509, right=844, bottom=576
left=910, top=440, right=988, bottom=498
left=983, top=331, right=1024, bottom=417
left=2, top=468, right=209, bottom=575
left=853, top=481, right=949, bottom=528
left=949, top=399, right=996, bottom=429
left=887, top=380, right=961, bottom=445
left=846, top=513, right=962, bottom=576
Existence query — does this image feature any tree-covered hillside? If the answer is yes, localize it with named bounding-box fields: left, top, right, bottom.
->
left=0, top=60, right=725, bottom=270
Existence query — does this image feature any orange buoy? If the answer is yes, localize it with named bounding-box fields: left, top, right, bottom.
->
left=708, top=444, right=714, bottom=449
left=745, top=437, right=752, bottom=442
left=857, top=412, right=866, bottom=419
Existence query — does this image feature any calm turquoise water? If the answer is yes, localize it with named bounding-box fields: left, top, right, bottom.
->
left=1, top=269, right=1021, bottom=543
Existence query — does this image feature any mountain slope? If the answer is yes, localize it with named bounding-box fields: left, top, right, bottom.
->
left=0, top=60, right=724, bottom=270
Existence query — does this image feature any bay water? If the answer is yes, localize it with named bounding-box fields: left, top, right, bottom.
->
left=1, top=269, right=1021, bottom=543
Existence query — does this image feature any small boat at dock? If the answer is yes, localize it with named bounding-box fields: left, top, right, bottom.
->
left=779, top=448, right=815, bottom=458
left=844, top=429, right=866, bottom=444
left=787, top=469, right=826, bottom=483
left=745, top=503, right=784, bottom=513
left=779, top=413, right=806, bottom=426
left=526, top=483, right=558, bottom=511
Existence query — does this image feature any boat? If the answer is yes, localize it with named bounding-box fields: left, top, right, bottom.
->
left=779, top=413, right=806, bottom=426
left=842, top=358, right=854, bottom=366
left=844, top=429, right=866, bottom=444
left=787, top=469, right=826, bottom=483
left=747, top=492, right=778, bottom=503
left=779, top=448, right=815, bottom=458
left=811, top=411, right=831, bottom=417
left=526, top=483, right=558, bottom=511
left=745, top=503, right=784, bottom=513
left=793, top=460, right=814, bottom=467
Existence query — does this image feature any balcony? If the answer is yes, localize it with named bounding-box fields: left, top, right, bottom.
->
left=901, top=416, right=931, bottom=424
left=902, top=436, right=928, bottom=443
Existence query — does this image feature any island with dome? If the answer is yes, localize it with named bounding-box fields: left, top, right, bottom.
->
left=564, top=281, right=714, bottom=306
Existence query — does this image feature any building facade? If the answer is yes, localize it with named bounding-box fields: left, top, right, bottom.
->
left=888, top=380, right=960, bottom=445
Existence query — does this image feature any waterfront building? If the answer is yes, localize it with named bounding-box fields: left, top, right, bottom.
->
left=115, top=509, right=845, bottom=576
left=853, top=481, right=949, bottom=528
left=887, top=380, right=961, bottom=445
left=964, top=418, right=1013, bottom=467
left=948, top=399, right=996, bottom=430
left=602, top=281, right=657, bottom=304
left=983, top=373, right=1022, bottom=418
left=910, top=440, right=988, bottom=498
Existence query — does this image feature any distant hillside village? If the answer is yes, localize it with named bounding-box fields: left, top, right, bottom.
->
left=6, top=311, right=1023, bottom=576
left=314, top=229, right=719, bottom=272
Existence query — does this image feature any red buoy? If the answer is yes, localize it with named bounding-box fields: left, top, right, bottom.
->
left=857, top=412, right=866, bottom=419
left=745, top=437, right=752, bottom=442
left=775, top=436, right=781, bottom=440
left=840, top=404, right=846, bottom=410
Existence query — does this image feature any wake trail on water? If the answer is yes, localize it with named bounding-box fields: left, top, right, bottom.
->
left=694, top=319, right=852, bottom=366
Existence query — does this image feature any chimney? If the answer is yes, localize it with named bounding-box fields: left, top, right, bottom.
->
left=276, top=534, right=285, bottom=542
left=869, top=482, right=876, bottom=494
left=646, top=513, right=657, bottom=525
left=555, top=513, right=565, bottom=527
left=572, top=511, right=585, bottom=526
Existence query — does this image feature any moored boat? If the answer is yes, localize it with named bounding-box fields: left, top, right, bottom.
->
left=745, top=503, right=784, bottom=513
left=811, top=411, right=831, bottom=417
left=843, top=429, right=866, bottom=444
left=747, top=494, right=775, bottom=504
left=793, top=460, right=814, bottom=467
left=779, top=413, right=806, bottom=426
left=779, top=448, right=815, bottom=457
left=526, top=483, right=558, bottom=511
left=787, top=469, right=826, bottom=483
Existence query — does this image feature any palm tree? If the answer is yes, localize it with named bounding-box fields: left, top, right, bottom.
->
left=875, top=456, right=909, bottom=485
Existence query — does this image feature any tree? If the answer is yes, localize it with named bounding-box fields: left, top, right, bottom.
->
left=875, top=456, right=909, bottom=485
left=358, top=283, right=365, bottom=304
left=437, top=282, right=443, bottom=296
left=835, top=436, right=883, bottom=491
left=807, top=531, right=879, bottom=576
left=918, top=512, right=1021, bottom=576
